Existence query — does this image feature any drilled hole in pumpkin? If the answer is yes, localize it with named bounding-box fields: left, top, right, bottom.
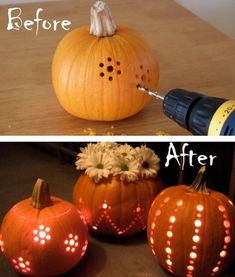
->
left=107, top=57, right=112, bottom=62
left=136, top=74, right=139, bottom=79
left=100, top=72, right=105, bottom=77
left=141, top=75, right=146, bottom=81
left=107, top=66, right=114, bottom=72
left=109, top=76, right=113, bottom=81
left=140, top=65, right=143, bottom=70
left=99, top=63, right=104, bottom=68
left=147, top=69, right=150, bottom=74
left=117, top=70, right=121, bottom=75
left=148, top=78, right=151, bottom=82
left=117, top=61, right=120, bottom=66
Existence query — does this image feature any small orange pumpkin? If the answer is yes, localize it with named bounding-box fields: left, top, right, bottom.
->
left=0, top=179, right=88, bottom=276
left=147, top=167, right=235, bottom=277
left=52, top=0, right=159, bottom=121
left=73, top=173, right=162, bottom=236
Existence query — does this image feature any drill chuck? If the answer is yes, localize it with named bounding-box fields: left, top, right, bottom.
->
left=162, top=89, right=235, bottom=135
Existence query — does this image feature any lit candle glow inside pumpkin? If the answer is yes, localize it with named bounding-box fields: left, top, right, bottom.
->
left=90, top=201, right=146, bottom=235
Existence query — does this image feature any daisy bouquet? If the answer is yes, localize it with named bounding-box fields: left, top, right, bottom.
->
left=76, top=142, right=161, bottom=183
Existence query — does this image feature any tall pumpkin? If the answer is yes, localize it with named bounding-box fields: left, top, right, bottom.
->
left=73, top=174, right=162, bottom=236
left=52, top=0, right=159, bottom=121
left=147, top=167, right=235, bottom=277
left=0, top=179, right=88, bottom=276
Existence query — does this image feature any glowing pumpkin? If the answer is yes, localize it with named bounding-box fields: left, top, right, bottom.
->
left=147, top=167, right=235, bottom=277
left=73, top=174, right=162, bottom=236
left=52, top=0, right=159, bottom=121
left=0, top=179, right=88, bottom=276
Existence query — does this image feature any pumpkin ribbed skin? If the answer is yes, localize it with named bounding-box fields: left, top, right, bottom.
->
left=52, top=25, right=159, bottom=121
left=73, top=174, right=162, bottom=236
left=147, top=185, right=235, bottom=277
left=1, top=195, right=88, bottom=276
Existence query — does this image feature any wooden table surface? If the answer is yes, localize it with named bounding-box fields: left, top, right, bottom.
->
left=0, top=0, right=235, bottom=135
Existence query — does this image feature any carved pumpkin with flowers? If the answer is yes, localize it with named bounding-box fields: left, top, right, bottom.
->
left=73, top=142, right=163, bottom=236
left=147, top=167, right=235, bottom=277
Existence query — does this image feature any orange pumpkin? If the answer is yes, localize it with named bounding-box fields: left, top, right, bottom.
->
left=147, top=167, right=235, bottom=277
left=0, top=179, right=88, bottom=276
left=73, top=173, right=162, bottom=236
left=52, top=0, right=159, bottom=121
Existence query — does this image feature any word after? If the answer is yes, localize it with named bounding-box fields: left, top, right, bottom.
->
left=165, top=143, right=217, bottom=170
left=7, top=8, right=71, bottom=36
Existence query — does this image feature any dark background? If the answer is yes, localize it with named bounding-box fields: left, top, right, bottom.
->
left=0, top=142, right=234, bottom=277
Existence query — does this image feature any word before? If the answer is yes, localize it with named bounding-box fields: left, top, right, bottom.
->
left=165, top=143, right=217, bottom=170
left=7, top=8, right=71, bottom=36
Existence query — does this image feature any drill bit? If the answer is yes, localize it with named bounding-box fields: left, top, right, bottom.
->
left=138, top=84, right=165, bottom=101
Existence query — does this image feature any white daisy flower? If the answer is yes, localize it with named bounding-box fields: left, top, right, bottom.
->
left=135, top=145, right=160, bottom=178
left=116, top=143, right=136, bottom=160
left=84, top=151, right=113, bottom=183
left=96, top=142, right=118, bottom=153
left=113, top=155, right=139, bottom=182
left=76, top=143, right=98, bottom=170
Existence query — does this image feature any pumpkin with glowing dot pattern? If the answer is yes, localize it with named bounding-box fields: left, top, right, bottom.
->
left=0, top=179, right=88, bottom=276
left=147, top=167, right=235, bottom=277
left=52, top=0, right=159, bottom=121
left=73, top=174, right=162, bottom=236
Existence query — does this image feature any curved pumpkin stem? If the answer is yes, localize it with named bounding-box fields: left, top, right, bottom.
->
left=188, top=166, right=209, bottom=194
left=31, top=179, right=52, bottom=209
left=90, top=1, right=117, bottom=37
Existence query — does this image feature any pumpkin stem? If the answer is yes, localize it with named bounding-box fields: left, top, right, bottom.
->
left=31, top=179, right=52, bottom=209
left=188, top=166, right=209, bottom=194
left=90, top=1, right=117, bottom=37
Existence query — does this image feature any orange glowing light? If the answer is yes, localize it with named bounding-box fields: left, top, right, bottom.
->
left=92, top=226, right=98, bottom=230
left=164, top=197, right=170, bottom=203
left=39, top=231, right=46, bottom=238
left=220, top=250, right=227, bottom=258
left=0, top=236, right=4, bottom=252
left=166, top=259, right=172, bottom=266
left=64, top=234, right=79, bottom=253
left=167, top=231, right=173, bottom=238
left=189, top=252, right=197, bottom=259
left=228, top=200, right=233, bottom=206
left=150, top=237, right=154, bottom=244
left=187, top=265, right=194, bottom=271
left=33, top=224, right=51, bottom=245
left=212, top=266, right=219, bottom=273
left=177, top=200, right=183, bottom=206
left=223, top=220, right=231, bottom=228
left=224, top=236, right=231, bottom=244
left=192, top=235, right=200, bottom=243
left=194, top=220, right=202, bottom=227
left=151, top=222, right=156, bottom=229
left=196, top=205, right=204, bottom=212
left=165, top=247, right=172, bottom=254
left=12, top=257, right=31, bottom=273
left=102, top=202, right=108, bottom=209
left=136, top=207, right=141, bottom=213
left=218, top=205, right=226, bottom=212
left=155, top=209, right=161, bottom=216
left=169, top=216, right=176, bottom=223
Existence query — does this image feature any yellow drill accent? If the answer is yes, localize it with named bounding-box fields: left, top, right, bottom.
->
left=208, top=100, right=235, bottom=136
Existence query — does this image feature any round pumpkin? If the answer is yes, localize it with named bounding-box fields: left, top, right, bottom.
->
left=52, top=0, right=159, bottom=121
left=147, top=167, right=235, bottom=277
left=73, top=173, right=162, bottom=236
left=0, top=179, right=88, bottom=276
